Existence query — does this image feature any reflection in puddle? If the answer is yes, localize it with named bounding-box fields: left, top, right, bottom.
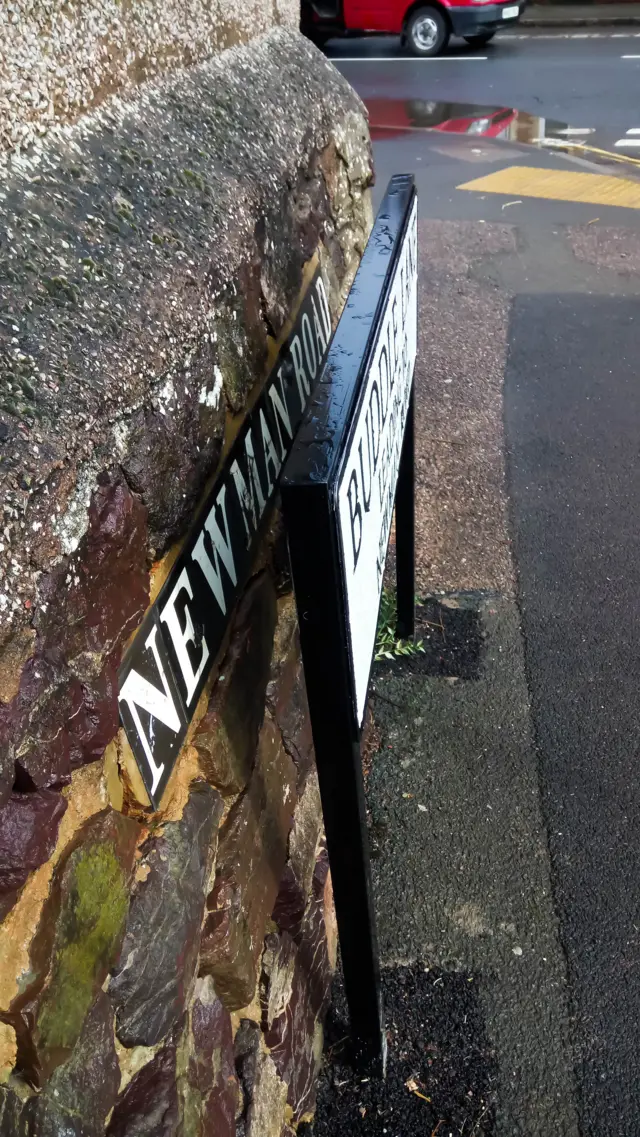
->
left=365, top=99, right=594, bottom=147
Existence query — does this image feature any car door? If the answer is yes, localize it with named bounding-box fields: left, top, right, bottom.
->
left=343, top=0, right=404, bottom=33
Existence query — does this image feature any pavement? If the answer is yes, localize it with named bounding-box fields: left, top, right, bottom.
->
left=320, top=31, right=640, bottom=1137
left=522, top=4, right=640, bottom=26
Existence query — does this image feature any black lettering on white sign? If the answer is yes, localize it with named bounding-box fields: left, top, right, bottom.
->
left=336, top=197, right=417, bottom=724
left=281, top=175, right=418, bottom=1071
left=118, top=269, right=332, bottom=808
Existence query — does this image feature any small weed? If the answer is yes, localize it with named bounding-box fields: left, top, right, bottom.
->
left=375, top=588, right=425, bottom=662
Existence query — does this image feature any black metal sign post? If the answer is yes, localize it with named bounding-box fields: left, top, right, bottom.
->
left=281, top=174, right=418, bottom=1074
left=395, top=387, right=416, bottom=640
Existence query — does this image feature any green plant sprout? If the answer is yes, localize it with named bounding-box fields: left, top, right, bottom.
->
left=374, top=588, right=425, bottom=662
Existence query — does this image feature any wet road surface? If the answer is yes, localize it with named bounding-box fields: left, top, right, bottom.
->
left=329, top=30, right=640, bottom=1137
left=328, top=32, right=640, bottom=156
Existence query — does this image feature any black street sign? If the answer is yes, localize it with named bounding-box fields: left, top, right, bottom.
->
left=281, top=174, right=418, bottom=1072
left=118, top=268, right=332, bottom=808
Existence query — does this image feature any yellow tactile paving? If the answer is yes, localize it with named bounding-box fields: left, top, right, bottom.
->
left=457, top=165, right=640, bottom=210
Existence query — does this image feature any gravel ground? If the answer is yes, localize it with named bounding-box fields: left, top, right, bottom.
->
left=309, top=963, right=497, bottom=1137
left=567, top=223, right=640, bottom=274
left=412, top=220, right=516, bottom=599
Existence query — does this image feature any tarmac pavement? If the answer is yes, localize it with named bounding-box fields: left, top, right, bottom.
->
left=316, top=43, right=640, bottom=1132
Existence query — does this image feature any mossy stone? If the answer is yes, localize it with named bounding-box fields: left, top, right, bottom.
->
left=13, top=809, right=139, bottom=1084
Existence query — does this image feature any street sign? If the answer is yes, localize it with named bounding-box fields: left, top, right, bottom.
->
left=337, top=196, right=417, bottom=724
left=118, top=268, right=332, bottom=809
left=281, top=174, right=418, bottom=1072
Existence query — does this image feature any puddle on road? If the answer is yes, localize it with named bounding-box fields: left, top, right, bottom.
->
left=366, top=97, right=594, bottom=151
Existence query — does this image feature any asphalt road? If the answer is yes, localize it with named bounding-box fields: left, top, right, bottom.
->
left=328, top=31, right=640, bottom=156
left=325, top=31, right=640, bottom=1137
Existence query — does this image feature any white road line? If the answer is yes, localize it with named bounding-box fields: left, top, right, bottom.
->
left=331, top=55, right=488, bottom=61
left=622, top=53, right=640, bottom=57
left=500, top=31, right=640, bottom=38
left=626, top=128, right=640, bottom=135
left=615, top=139, right=640, bottom=147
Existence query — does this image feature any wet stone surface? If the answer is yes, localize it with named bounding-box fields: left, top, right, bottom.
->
left=263, top=850, right=333, bottom=1122
left=107, top=1038, right=179, bottom=1137
left=188, top=976, right=240, bottom=1137
left=0, top=1084, right=23, bottom=1132
left=199, top=719, right=297, bottom=1009
left=9, top=808, right=139, bottom=1086
left=193, top=573, right=277, bottom=796
left=234, top=1018, right=261, bottom=1124
left=0, top=789, right=67, bottom=919
left=0, top=27, right=371, bottom=638
left=272, top=770, right=323, bottom=944
left=310, top=963, right=497, bottom=1137
left=109, top=781, right=223, bottom=1047
left=20, top=991, right=120, bottom=1137
left=0, top=476, right=149, bottom=809
left=267, top=652, right=316, bottom=790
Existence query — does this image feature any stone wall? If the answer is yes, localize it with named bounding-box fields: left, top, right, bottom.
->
left=0, top=24, right=373, bottom=1136
left=0, top=0, right=299, bottom=154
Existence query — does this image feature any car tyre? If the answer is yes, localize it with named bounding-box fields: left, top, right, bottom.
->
left=405, top=6, right=450, bottom=56
left=464, top=31, right=496, bottom=45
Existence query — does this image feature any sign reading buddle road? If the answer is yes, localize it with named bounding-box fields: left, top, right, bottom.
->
left=282, top=175, right=418, bottom=1072
left=337, top=198, right=417, bottom=724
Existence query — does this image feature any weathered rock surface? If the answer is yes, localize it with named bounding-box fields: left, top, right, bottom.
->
left=199, top=720, right=296, bottom=1008
left=8, top=809, right=139, bottom=1085
left=0, top=0, right=299, bottom=155
left=109, top=782, right=223, bottom=1047
left=0, top=791, right=67, bottom=919
left=244, top=1051, right=288, bottom=1137
left=0, top=1084, right=23, bottom=1134
left=272, top=770, right=322, bottom=943
left=193, top=573, right=277, bottom=795
left=0, top=478, right=149, bottom=809
left=234, top=1018, right=261, bottom=1118
left=267, top=645, right=316, bottom=790
left=0, top=30, right=371, bottom=673
left=262, top=851, right=333, bottom=1121
left=107, top=1040, right=179, bottom=1137
left=19, top=992, right=120, bottom=1136
left=0, top=17, right=370, bottom=1135
left=0, top=1022, right=17, bottom=1084
left=181, top=976, right=240, bottom=1137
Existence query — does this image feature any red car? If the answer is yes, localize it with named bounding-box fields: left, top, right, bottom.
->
left=301, top=0, right=523, bottom=56
left=365, top=99, right=518, bottom=140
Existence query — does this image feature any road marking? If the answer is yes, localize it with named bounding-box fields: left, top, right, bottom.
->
left=499, top=31, right=640, bottom=38
left=554, top=127, right=595, bottom=136
left=457, top=166, right=640, bottom=209
left=622, top=54, right=640, bottom=57
left=626, top=128, right=640, bottom=135
left=615, top=139, right=640, bottom=147
left=331, top=55, right=488, bottom=61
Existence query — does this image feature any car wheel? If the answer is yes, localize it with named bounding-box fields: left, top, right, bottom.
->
left=464, top=31, right=496, bottom=45
left=405, top=7, right=450, bottom=56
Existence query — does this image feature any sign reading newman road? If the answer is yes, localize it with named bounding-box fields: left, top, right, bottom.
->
left=118, top=268, right=331, bottom=809
left=282, top=174, right=418, bottom=1072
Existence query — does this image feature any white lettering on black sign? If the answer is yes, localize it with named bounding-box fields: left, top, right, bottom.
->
left=336, top=200, right=418, bottom=725
left=118, top=270, right=332, bottom=807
